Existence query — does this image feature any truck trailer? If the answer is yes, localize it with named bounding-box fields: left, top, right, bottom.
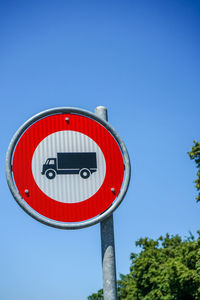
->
left=41, top=152, right=97, bottom=179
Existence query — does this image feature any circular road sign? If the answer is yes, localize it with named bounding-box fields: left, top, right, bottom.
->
left=6, top=107, right=130, bottom=229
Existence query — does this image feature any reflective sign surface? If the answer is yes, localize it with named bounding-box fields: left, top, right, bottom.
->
left=12, top=112, right=124, bottom=223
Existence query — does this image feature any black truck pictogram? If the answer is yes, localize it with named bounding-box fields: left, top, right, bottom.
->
left=41, top=152, right=97, bottom=179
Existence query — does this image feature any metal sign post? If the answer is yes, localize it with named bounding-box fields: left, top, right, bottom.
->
left=95, top=106, right=117, bottom=299
left=101, top=215, right=117, bottom=299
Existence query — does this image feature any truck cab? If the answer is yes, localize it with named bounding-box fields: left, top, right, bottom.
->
left=41, top=158, right=56, bottom=175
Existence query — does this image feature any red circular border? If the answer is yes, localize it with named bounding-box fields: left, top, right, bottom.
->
left=12, top=113, right=124, bottom=222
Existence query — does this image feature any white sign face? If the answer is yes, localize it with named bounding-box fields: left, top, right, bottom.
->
left=32, top=131, right=106, bottom=203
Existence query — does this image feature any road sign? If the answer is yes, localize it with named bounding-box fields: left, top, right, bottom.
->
left=6, top=107, right=130, bottom=229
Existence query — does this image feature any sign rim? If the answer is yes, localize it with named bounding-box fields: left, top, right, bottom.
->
left=6, top=107, right=131, bottom=229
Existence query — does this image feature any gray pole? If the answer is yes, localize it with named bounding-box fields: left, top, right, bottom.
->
left=95, top=106, right=117, bottom=300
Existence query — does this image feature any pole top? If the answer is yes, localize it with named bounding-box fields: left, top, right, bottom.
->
left=95, top=106, right=108, bottom=121
left=95, top=105, right=107, bottom=110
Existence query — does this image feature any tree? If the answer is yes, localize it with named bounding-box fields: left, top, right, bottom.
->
left=88, top=233, right=200, bottom=299
left=188, top=140, right=200, bottom=202
left=88, top=289, right=103, bottom=300
left=118, top=233, right=200, bottom=300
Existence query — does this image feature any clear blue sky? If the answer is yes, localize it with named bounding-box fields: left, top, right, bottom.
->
left=1, top=1, right=200, bottom=299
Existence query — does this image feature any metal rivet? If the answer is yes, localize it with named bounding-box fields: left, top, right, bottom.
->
left=111, top=188, right=115, bottom=194
left=24, top=189, right=29, bottom=195
left=65, top=117, right=69, bottom=123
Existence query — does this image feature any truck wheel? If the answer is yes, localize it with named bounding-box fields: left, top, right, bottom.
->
left=45, top=169, right=56, bottom=180
left=80, top=168, right=90, bottom=179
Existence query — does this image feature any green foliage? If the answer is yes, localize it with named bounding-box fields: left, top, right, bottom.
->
left=118, top=233, right=200, bottom=300
left=188, top=140, right=200, bottom=202
left=88, top=233, right=200, bottom=300
left=88, top=289, right=103, bottom=300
